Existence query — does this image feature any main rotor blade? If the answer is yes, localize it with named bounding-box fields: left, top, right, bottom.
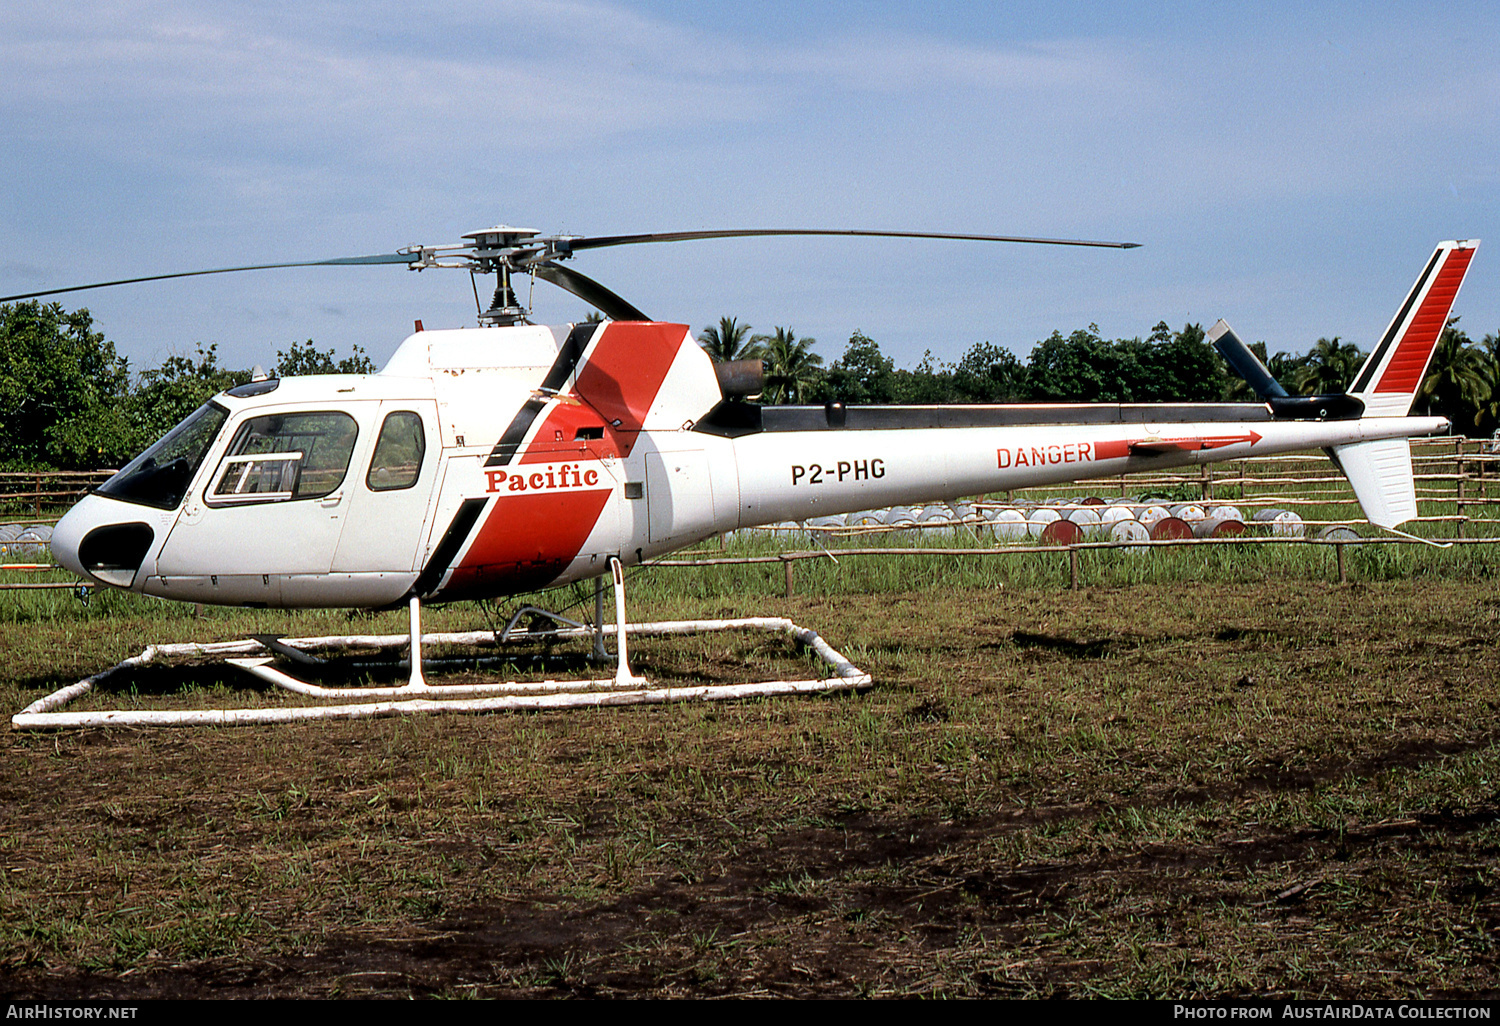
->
left=561, top=228, right=1141, bottom=253
left=531, top=261, right=649, bottom=322
left=0, top=252, right=417, bottom=304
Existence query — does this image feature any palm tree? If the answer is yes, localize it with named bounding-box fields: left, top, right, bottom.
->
left=1419, top=318, right=1490, bottom=429
left=1294, top=337, right=1365, bottom=395
left=696, top=316, right=757, bottom=363
left=752, top=327, right=822, bottom=404
left=1473, top=331, right=1500, bottom=436
left=1267, top=350, right=1306, bottom=391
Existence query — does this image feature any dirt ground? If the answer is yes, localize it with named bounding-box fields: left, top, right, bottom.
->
left=4, top=579, right=1500, bottom=998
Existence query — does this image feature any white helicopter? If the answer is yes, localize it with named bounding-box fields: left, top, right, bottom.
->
left=7, top=228, right=1476, bottom=625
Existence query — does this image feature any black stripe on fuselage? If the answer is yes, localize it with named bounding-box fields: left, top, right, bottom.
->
left=542, top=321, right=597, bottom=392
left=1350, top=248, right=1442, bottom=394
left=485, top=395, right=548, bottom=467
left=485, top=322, right=599, bottom=467
left=410, top=497, right=488, bottom=599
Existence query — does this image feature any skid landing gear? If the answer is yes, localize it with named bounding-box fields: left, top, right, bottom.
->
left=13, top=558, right=871, bottom=729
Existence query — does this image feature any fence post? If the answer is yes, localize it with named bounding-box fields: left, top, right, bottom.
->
left=1456, top=439, right=1467, bottom=540
left=1069, top=547, right=1079, bottom=591
left=783, top=557, right=794, bottom=599
left=1336, top=542, right=1347, bottom=584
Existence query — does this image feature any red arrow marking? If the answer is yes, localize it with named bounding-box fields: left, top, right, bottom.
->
left=1096, top=431, right=1261, bottom=460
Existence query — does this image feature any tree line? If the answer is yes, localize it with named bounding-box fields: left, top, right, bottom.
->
left=0, top=301, right=371, bottom=470
left=1, top=299, right=1495, bottom=472
left=699, top=315, right=1500, bottom=434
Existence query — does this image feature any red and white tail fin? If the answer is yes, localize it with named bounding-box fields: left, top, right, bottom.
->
left=1329, top=241, right=1478, bottom=532
left=1347, top=240, right=1479, bottom=417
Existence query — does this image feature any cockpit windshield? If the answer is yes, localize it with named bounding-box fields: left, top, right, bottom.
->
left=96, top=403, right=229, bottom=510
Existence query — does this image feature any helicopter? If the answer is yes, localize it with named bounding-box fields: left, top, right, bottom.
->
left=7, top=228, right=1475, bottom=626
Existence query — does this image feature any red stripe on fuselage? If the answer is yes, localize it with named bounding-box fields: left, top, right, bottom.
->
left=1094, top=432, right=1260, bottom=461
left=435, top=322, right=689, bottom=598
left=441, top=489, right=612, bottom=599
left=1375, top=247, right=1474, bottom=394
left=572, top=322, right=687, bottom=457
left=518, top=400, right=617, bottom=464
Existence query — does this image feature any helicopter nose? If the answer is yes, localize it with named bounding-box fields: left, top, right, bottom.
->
left=52, top=495, right=156, bottom=588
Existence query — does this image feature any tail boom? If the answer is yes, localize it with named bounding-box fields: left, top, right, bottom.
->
left=729, top=414, right=1447, bottom=529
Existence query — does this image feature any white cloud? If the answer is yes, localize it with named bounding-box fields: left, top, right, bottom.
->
left=2, top=2, right=1496, bottom=370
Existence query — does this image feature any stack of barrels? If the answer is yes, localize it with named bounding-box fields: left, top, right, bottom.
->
left=744, top=499, right=1356, bottom=548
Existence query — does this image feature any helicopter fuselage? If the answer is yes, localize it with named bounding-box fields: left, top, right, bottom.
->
left=49, top=313, right=1452, bottom=609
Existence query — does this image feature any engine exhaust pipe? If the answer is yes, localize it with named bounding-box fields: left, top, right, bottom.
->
left=714, top=358, right=765, bottom=399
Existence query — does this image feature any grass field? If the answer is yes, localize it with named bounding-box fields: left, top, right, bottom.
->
left=3, top=531, right=1500, bottom=998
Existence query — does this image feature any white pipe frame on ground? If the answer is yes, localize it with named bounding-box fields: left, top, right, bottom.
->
left=11, top=557, right=870, bottom=730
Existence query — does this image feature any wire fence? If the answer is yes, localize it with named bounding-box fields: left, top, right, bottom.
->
left=664, top=435, right=1500, bottom=595
left=0, top=469, right=104, bottom=589
left=4, top=437, right=1499, bottom=593
left=0, top=470, right=113, bottom=522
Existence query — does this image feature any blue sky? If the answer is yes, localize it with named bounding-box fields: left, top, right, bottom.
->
left=2, top=2, right=1497, bottom=377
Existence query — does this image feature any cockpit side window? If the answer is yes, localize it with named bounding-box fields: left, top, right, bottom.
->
left=366, top=411, right=425, bottom=492
left=206, top=411, right=358, bottom=505
left=96, top=403, right=229, bottom=511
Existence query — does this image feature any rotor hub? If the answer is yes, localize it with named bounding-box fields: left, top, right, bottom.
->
left=459, top=227, right=542, bottom=326
left=462, top=226, right=540, bottom=263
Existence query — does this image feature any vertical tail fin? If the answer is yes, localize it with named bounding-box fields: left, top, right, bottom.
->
left=1347, top=240, right=1479, bottom=417
left=1331, top=240, right=1479, bottom=530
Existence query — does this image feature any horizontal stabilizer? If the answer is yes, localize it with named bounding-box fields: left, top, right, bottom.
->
left=1330, top=438, right=1418, bottom=529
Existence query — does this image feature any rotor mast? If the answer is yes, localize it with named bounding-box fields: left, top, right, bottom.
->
left=462, top=226, right=541, bottom=326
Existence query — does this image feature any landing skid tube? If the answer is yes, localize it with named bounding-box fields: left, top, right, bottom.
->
left=12, top=558, right=871, bottom=730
